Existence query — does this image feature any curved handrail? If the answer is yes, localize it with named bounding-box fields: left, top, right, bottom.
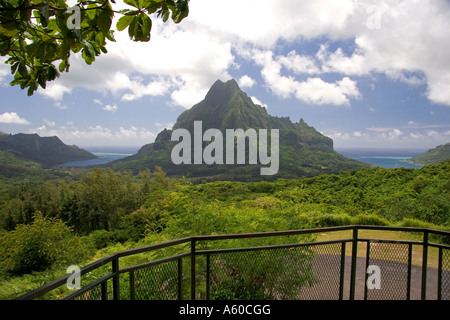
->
left=16, top=225, right=450, bottom=300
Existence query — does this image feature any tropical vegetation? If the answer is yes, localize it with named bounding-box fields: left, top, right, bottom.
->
left=0, top=159, right=448, bottom=299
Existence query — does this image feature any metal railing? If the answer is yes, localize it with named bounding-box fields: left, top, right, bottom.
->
left=16, top=225, right=450, bottom=300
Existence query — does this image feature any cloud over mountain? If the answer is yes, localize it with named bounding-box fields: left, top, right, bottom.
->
left=34, top=0, right=450, bottom=109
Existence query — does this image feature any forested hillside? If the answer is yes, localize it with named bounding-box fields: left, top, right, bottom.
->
left=0, top=132, right=96, bottom=168
left=0, top=160, right=448, bottom=299
left=408, top=143, right=450, bottom=165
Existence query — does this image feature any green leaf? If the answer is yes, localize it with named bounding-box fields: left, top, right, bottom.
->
left=18, top=63, right=28, bottom=78
left=81, top=43, right=96, bottom=64
left=27, top=82, right=37, bottom=96
left=128, top=13, right=152, bottom=41
left=58, top=60, right=68, bottom=72
left=171, top=0, right=189, bottom=23
left=124, top=0, right=139, bottom=8
left=39, top=2, right=50, bottom=28
left=37, top=72, right=46, bottom=89
left=10, top=62, right=19, bottom=74
left=143, top=0, right=163, bottom=14
left=105, top=30, right=116, bottom=42
left=95, top=32, right=105, bottom=47
left=97, top=10, right=112, bottom=33
left=47, top=64, right=59, bottom=81
left=0, top=22, right=20, bottom=37
left=116, top=15, right=134, bottom=31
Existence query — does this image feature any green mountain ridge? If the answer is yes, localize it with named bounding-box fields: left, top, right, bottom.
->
left=408, top=142, right=450, bottom=165
left=111, top=79, right=370, bottom=181
left=0, top=132, right=96, bottom=168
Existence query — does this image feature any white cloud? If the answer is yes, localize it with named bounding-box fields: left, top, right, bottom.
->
left=317, top=1, right=450, bottom=106
left=189, top=0, right=356, bottom=47
left=366, top=127, right=391, bottom=133
left=27, top=0, right=450, bottom=110
left=388, top=128, right=403, bottom=140
left=295, top=77, right=361, bottom=105
left=102, top=104, right=118, bottom=113
left=43, top=119, right=56, bottom=126
left=38, top=83, right=72, bottom=102
left=317, top=45, right=369, bottom=76
left=251, top=49, right=361, bottom=105
left=36, top=16, right=234, bottom=109
left=238, top=75, right=256, bottom=89
left=0, top=56, right=10, bottom=85
left=278, top=50, right=321, bottom=75
left=29, top=123, right=158, bottom=147
left=326, top=125, right=449, bottom=149
left=0, top=112, right=30, bottom=125
left=250, top=96, right=268, bottom=109
left=154, top=122, right=174, bottom=129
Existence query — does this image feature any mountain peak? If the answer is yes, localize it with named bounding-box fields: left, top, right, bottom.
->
left=111, top=78, right=370, bottom=180
left=174, top=78, right=264, bottom=131
left=212, top=78, right=240, bottom=91
left=202, top=78, right=242, bottom=106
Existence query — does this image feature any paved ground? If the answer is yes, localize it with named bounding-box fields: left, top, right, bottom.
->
left=300, top=255, right=449, bottom=300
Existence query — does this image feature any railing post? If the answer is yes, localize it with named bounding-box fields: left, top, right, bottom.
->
left=129, top=270, right=135, bottom=300
left=206, top=253, right=211, bottom=300
left=407, top=243, right=412, bottom=300
left=191, top=238, right=196, bottom=300
left=339, top=242, right=346, bottom=300
left=178, top=257, right=183, bottom=300
left=350, top=226, right=358, bottom=300
left=438, top=247, right=443, bottom=300
left=364, top=240, right=371, bottom=300
left=112, top=256, right=120, bottom=300
left=421, top=230, right=429, bottom=300
left=101, top=281, right=108, bottom=300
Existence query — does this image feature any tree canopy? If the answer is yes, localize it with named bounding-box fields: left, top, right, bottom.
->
left=0, top=0, right=189, bottom=95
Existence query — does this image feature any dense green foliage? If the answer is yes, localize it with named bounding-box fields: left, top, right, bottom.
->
left=0, top=160, right=448, bottom=298
left=111, top=79, right=370, bottom=180
left=409, top=142, right=450, bottom=165
left=0, top=212, right=89, bottom=275
left=0, top=0, right=189, bottom=95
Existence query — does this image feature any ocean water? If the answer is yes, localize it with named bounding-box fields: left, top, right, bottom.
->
left=337, top=148, right=425, bottom=169
left=58, top=152, right=133, bottom=167
left=59, top=147, right=426, bottom=169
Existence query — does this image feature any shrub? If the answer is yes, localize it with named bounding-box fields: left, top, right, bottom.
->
left=0, top=213, right=89, bottom=276
left=315, top=213, right=353, bottom=227
left=398, top=218, right=432, bottom=229
left=354, top=214, right=390, bottom=226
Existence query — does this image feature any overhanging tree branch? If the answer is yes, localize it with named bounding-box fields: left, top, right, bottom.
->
left=0, top=0, right=190, bottom=95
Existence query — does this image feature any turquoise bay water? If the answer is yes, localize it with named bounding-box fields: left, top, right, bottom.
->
left=344, top=155, right=422, bottom=169
left=58, top=152, right=132, bottom=167
left=59, top=148, right=426, bottom=169
left=337, top=149, right=424, bottom=169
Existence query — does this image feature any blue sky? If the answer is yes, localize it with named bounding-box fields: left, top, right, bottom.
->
left=1, top=0, right=449, bottom=153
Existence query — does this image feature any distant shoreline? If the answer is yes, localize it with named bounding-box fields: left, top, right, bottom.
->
left=59, top=147, right=427, bottom=169
left=337, top=148, right=424, bottom=169
left=58, top=152, right=132, bottom=167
